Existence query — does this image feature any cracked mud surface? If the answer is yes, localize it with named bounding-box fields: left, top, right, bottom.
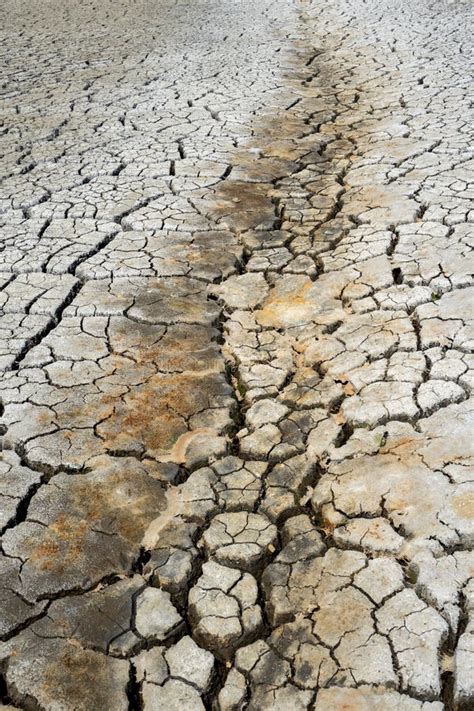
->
left=0, top=0, right=473, bottom=709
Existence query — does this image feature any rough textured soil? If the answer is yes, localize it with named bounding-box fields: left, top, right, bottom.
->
left=0, top=0, right=473, bottom=709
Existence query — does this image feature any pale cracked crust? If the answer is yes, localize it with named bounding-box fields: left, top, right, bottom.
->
left=0, top=0, right=472, bottom=709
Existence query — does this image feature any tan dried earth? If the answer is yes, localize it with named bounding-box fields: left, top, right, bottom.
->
left=0, top=0, right=472, bottom=709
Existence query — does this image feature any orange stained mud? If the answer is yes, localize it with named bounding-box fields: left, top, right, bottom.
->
left=211, top=180, right=276, bottom=233
left=25, top=461, right=166, bottom=575
left=39, top=644, right=125, bottom=709
left=98, top=369, right=230, bottom=458
left=30, top=516, right=90, bottom=573
left=450, top=491, right=474, bottom=520
left=256, top=279, right=314, bottom=329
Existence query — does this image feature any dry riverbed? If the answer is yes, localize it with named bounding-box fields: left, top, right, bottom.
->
left=0, top=0, right=473, bottom=708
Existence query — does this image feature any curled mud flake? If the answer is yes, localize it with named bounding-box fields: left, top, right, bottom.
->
left=96, top=369, right=232, bottom=466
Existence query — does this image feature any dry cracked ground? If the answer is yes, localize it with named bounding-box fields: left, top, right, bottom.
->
left=0, top=0, right=473, bottom=709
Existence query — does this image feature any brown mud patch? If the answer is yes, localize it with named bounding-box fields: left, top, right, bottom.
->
left=3, top=457, right=167, bottom=596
